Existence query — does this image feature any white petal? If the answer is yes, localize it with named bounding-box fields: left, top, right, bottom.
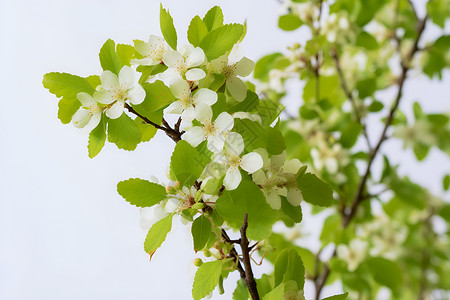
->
left=214, top=112, right=234, bottom=133
left=165, top=198, right=179, bottom=213
left=165, top=101, right=183, bottom=114
left=106, top=101, right=124, bottom=119
left=287, top=188, right=303, bottom=206
left=235, top=57, right=255, bottom=77
left=119, top=66, right=135, bottom=88
left=223, top=167, right=242, bottom=190
left=170, top=78, right=190, bottom=99
left=185, top=68, right=206, bottom=81
left=211, top=55, right=228, bottom=73
left=195, top=103, right=213, bottom=124
left=192, top=89, right=217, bottom=106
left=131, top=57, right=159, bottom=66
left=325, top=157, right=338, bottom=174
left=207, top=134, right=226, bottom=153
left=83, top=112, right=102, bottom=133
left=267, top=191, right=282, bottom=210
left=100, top=70, right=119, bottom=91
left=127, top=85, right=145, bottom=105
left=227, top=76, right=247, bottom=102
left=182, top=126, right=205, bottom=147
left=72, top=110, right=90, bottom=128
left=181, top=106, right=195, bottom=123
left=283, top=159, right=302, bottom=174
left=225, top=132, right=244, bottom=156
left=162, top=50, right=184, bottom=68
left=241, top=152, right=263, bottom=173
left=77, top=92, right=96, bottom=107
left=134, top=39, right=151, bottom=56
left=252, top=170, right=267, bottom=185
left=186, top=47, right=205, bottom=67
left=160, top=68, right=181, bottom=80
left=271, top=152, right=286, bottom=169
left=212, top=152, right=229, bottom=165
left=93, top=89, right=114, bottom=105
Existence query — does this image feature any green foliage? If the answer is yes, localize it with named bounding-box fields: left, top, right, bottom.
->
left=443, top=174, right=450, bottom=191
left=107, top=113, right=142, bottom=150
left=203, top=6, right=224, bottom=32
left=192, top=259, right=229, bottom=300
left=57, top=97, right=81, bottom=124
left=117, top=178, right=167, bottom=207
left=140, top=81, right=176, bottom=112
left=43, top=72, right=95, bottom=99
left=278, top=14, right=302, bottom=31
left=99, top=39, right=122, bottom=74
left=170, top=141, right=206, bottom=186
left=322, top=293, right=349, bottom=300
left=274, top=249, right=305, bottom=290
left=266, top=127, right=286, bottom=155
left=88, top=116, right=107, bottom=158
left=367, top=257, right=403, bottom=292
left=423, top=35, right=450, bottom=79
left=297, top=173, right=334, bottom=207
left=160, top=4, right=177, bottom=50
left=200, top=24, right=244, bottom=61
left=427, top=0, right=450, bottom=28
left=192, top=215, right=212, bottom=251
left=233, top=279, right=249, bottom=300
left=188, top=16, right=208, bottom=47
left=144, top=214, right=173, bottom=259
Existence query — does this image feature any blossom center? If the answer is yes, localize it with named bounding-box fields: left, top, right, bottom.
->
left=203, top=121, right=216, bottom=136
left=229, top=154, right=242, bottom=168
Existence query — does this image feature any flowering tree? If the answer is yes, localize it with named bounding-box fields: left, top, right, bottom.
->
left=43, top=1, right=450, bottom=299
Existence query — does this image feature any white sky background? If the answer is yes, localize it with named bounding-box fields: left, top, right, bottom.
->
left=0, top=0, right=449, bottom=299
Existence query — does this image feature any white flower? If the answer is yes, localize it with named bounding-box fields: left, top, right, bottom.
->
left=211, top=51, right=255, bottom=101
left=337, top=239, right=368, bottom=272
left=213, top=132, right=263, bottom=190
left=94, top=66, right=145, bottom=119
left=165, top=78, right=217, bottom=123
left=162, top=44, right=206, bottom=81
left=72, top=92, right=104, bottom=132
left=131, top=35, right=168, bottom=66
left=183, top=104, right=234, bottom=153
left=232, top=112, right=262, bottom=124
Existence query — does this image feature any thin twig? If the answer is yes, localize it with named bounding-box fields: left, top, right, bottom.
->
left=240, top=214, right=260, bottom=300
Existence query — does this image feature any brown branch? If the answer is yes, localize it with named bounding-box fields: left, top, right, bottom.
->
left=221, top=229, right=246, bottom=280
left=240, top=214, right=260, bottom=300
left=314, top=15, right=427, bottom=300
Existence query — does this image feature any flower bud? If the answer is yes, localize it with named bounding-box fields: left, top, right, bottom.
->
left=191, top=202, right=204, bottom=210
left=193, top=258, right=203, bottom=267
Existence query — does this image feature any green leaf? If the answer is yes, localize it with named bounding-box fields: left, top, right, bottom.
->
left=216, top=178, right=277, bottom=240
left=443, top=174, right=450, bottom=191
left=280, top=199, right=303, bottom=225
left=200, top=24, right=244, bottom=61
left=228, top=91, right=260, bottom=113
left=320, top=214, right=341, bottom=244
left=203, top=6, right=224, bottom=32
left=413, top=143, right=429, bottom=161
left=274, top=249, right=305, bottom=289
left=439, top=204, right=450, bottom=222
left=99, top=39, right=122, bottom=74
left=192, top=215, right=212, bottom=251
left=192, top=259, right=228, bottom=300
left=322, top=293, right=349, bottom=300
left=232, top=119, right=267, bottom=152
left=116, top=43, right=135, bottom=66
left=356, top=31, right=378, bottom=50
left=57, top=97, right=81, bottom=124
left=107, top=113, right=142, bottom=150
left=297, top=173, right=334, bottom=207
left=266, top=127, right=286, bottom=155
left=257, top=99, right=284, bottom=127
left=188, top=16, right=208, bottom=47
left=88, top=116, right=107, bottom=158
left=233, top=279, right=249, bottom=300
left=368, top=100, right=384, bottom=112
left=144, top=214, right=174, bottom=259
left=356, top=78, right=376, bottom=98
left=170, top=140, right=206, bottom=186
left=43, top=72, right=95, bottom=99
left=160, top=4, right=177, bottom=50
left=278, top=14, right=302, bottom=31
left=262, top=283, right=284, bottom=300
left=117, top=178, right=167, bottom=207
left=139, top=81, right=175, bottom=112
left=134, top=118, right=157, bottom=142
left=340, top=121, right=362, bottom=148
left=423, top=35, right=450, bottom=79
left=254, top=53, right=284, bottom=81
left=367, top=257, right=403, bottom=291
left=427, top=0, right=450, bottom=28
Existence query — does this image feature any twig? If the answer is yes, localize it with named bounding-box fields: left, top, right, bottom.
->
left=240, top=214, right=260, bottom=300
left=221, top=229, right=246, bottom=280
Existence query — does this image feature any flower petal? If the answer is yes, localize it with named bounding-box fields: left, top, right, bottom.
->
left=211, top=55, right=228, bottom=73
left=83, top=112, right=102, bottom=133
left=181, top=106, right=195, bottom=123
left=77, top=92, right=96, bottom=107
left=119, top=66, right=135, bottom=88
left=283, top=158, right=302, bottom=174
left=93, top=89, right=114, bottom=105
left=267, top=191, right=282, bottom=210
left=182, top=126, right=205, bottom=147
left=72, top=109, right=90, bottom=128
left=127, top=85, right=145, bottom=105
left=193, top=88, right=217, bottom=106
left=195, top=103, right=213, bottom=124
left=225, top=132, right=244, bottom=156
left=170, top=78, right=190, bottom=99
left=235, top=57, right=255, bottom=77
left=207, top=134, right=226, bottom=153
left=227, top=76, right=247, bottom=102
left=165, top=100, right=183, bottom=114
left=287, top=187, right=303, bottom=206
left=252, top=170, right=267, bottom=185
left=105, top=101, right=124, bottom=119
left=163, top=50, right=184, bottom=68
left=134, top=39, right=151, bottom=56
left=100, top=70, right=119, bottom=91
left=131, top=57, right=159, bottom=66
left=223, top=167, right=242, bottom=190
left=241, top=152, right=263, bottom=173
left=186, top=47, right=205, bottom=67
left=185, top=68, right=206, bottom=81
left=214, top=112, right=234, bottom=133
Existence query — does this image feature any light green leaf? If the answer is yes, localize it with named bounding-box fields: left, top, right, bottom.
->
left=254, top=53, right=286, bottom=81
left=134, top=118, right=157, bottom=142
left=107, top=113, right=142, bottom=150
left=233, top=279, right=249, bottom=300
left=340, top=121, right=362, bottom=148
left=274, top=249, right=305, bottom=290
left=216, top=178, right=277, bottom=240
left=427, top=0, right=450, bottom=28
left=116, top=43, right=135, bottom=66
left=57, top=97, right=81, bottom=124
left=323, top=293, right=349, bottom=300
left=192, top=215, right=212, bottom=251
left=117, top=178, right=167, bottom=207
left=192, top=259, right=227, bottom=300
left=367, top=257, right=403, bottom=291
left=257, top=99, right=284, bottom=127
left=144, top=214, right=174, bottom=259
left=297, top=173, right=334, bottom=207
left=278, top=14, right=302, bottom=31
left=203, top=6, right=224, bottom=32
left=443, top=174, right=450, bottom=191
left=43, top=72, right=95, bottom=99
left=262, top=283, right=284, bottom=300
left=233, top=119, right=267, bottom=152
left=188, top=16, right=208, bottom=47
left=99, top=39, right=122, bottom=74
left=160, top=4, right=177, bottom=50
left=170, top=140, right=206, bottom=186
left=88, top=115, right=107, bottom=158
left=228, top=91, right=260, bottom=113
left=356, top=31, right=378, bottom=50
left=140, top=81, right=175, bottom=112
left=320, top=214, right=341, bottom=244
left=200, top=24, right=244, bottom=61
left=266, top=127, right=286, bottom=155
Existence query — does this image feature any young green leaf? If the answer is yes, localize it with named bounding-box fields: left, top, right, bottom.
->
left=443, top=174, right=450, bottom=191
left=88, top=116, right=107, bottom=158
left=139, top=81, right=176, bottom=112
left=192, top=259, right=228, bottom=300
left=322, top=293, right=349, bottom=300
left=116, top=43, right=135, bottom=66
left=57, top=97, right=81, bottom=124
left=134, top=118, right=157, bottom=142
left=43, top=72, right=95, bottom=99
left=278, top=14, right=302, bottom=31
left=266, top=127, right=286, bottom=155
left=188, top=16, right=208, bottom=47
left=233, top=279, right=250, bottom=300
left=297, top=173, right=334, bottom=207
left=170, top=140, right=206, bottom=186
left=199, top=24, right=244, bottom=61
left=274, top=249, right=305, bottom=290
left=144, top=214, right=174, bottom=260
left=107, top=113, right=142, bottom=150
left=99, top=39, right=122, bottom=74
left=192, top=215, right=212, bottom=251
left=202, top=6, right=224, bottom=32
left=117, top=178, right=167, bottom=207
left=160, top=4, right=177, bottom=50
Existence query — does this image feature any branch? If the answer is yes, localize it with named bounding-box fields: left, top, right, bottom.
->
left=240, top=214, right=260, bottom=300
left=221, top=229, right=246, bottom=280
